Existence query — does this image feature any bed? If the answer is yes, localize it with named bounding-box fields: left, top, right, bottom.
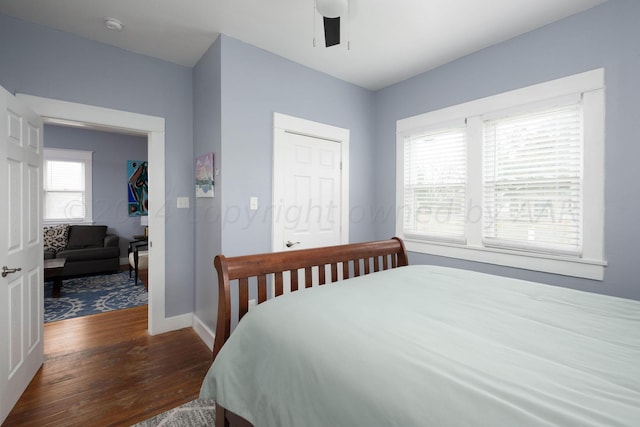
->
left=200, top=238, right=640, bottom=427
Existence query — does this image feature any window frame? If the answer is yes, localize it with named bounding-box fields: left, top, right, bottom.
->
left=43, top=147, right=94, bottom=225
left=396, top=69, right=605, bottom=280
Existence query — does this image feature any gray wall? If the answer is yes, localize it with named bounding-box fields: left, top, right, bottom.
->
left=374, top=0, right=640, bottom=300
left=193, top=39, right=222, bottom=328
left=44, top=124, right=148, bottom=258
left=218, top=35, right=377, bottom=257
left=0, top=13, right=195, bottom=317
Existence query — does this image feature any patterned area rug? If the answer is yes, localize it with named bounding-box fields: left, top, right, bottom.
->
left=44, top=271, right=147, bottom=323
left=132, top=399, right=216, bottom=426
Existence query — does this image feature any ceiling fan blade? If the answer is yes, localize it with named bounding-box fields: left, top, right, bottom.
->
left=323, top=16, right=340, bottom=47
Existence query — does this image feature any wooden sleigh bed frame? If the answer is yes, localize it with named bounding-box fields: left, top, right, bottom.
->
left=212, top=238, right=409, bottom=427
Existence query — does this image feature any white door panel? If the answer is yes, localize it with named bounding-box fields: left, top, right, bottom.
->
left=283, top=132, right=340, bottom=249
left=272, top=113, right=349, bottom=253
left=0, top=87, right=44, bottom=424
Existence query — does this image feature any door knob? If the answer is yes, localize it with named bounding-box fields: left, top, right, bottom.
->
left=2, top=266, right=22, bottom=278
left=286, top=241, right=300, bottom=248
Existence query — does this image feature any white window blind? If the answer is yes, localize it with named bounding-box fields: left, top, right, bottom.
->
left=397, top=69, right=604, bottom=279
left=44, top=160, right=85, bottom=220
left=483, top=103, right=583, bottom=255
left=403, top=128, right=467, bottom=242
left=43, top=148, right=93, bottom=223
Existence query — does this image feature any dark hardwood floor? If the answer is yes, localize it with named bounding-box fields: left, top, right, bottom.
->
left=3, top=305, right=213, bottom=426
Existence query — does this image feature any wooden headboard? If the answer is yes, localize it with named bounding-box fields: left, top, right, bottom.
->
left=212, top=237, right=408, bottom=360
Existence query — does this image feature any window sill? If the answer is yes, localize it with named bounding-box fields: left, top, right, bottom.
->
left=404, top=238, right=606, bottom=280
left=44, top=220, right=95, bottom=226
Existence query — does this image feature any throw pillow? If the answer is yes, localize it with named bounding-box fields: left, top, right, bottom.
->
left=43, top=224, right=69, bottom=253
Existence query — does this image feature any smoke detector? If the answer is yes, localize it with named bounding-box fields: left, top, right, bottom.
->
left=104, top=18, right=124, bottom=32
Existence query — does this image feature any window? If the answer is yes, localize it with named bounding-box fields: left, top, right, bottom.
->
left=483, top=103, right=583, bottom=255
left=44, top=148, right=93, bottom=224
left=396, top=69, right=605, bottom=280
left=403, top=125, right=467, bottom=243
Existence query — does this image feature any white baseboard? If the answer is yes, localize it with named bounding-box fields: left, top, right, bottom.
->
left=147, top=311, right=215, bottom=354
left=151, top=312, right=193, bottom=335
left=192, top=314, right=215, bottom=351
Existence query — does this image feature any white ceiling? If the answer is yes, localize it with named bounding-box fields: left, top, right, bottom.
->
left=0, top=0, right=607, bottom=90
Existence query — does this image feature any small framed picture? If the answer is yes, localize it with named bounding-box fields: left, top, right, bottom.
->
left=195, top=152, right=214, bottom=198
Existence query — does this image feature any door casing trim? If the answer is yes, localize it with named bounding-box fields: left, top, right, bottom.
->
left=17, top=94, right=170, bottom=335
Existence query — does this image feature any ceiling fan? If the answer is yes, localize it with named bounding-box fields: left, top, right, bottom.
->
left=315, top=0, right=349, bottom=48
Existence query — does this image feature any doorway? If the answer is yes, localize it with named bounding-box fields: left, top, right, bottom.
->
left=17, top=94, right=167, bottom=335
left=43, top=124, right=148, bottom=322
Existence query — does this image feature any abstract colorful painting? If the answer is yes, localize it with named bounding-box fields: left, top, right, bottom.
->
left=128, top=160, right=148, bottom=216
left=195, top=152, right=214, bottom=198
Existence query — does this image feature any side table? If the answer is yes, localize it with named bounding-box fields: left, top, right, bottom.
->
left=44, top=258, right=67, bottom=298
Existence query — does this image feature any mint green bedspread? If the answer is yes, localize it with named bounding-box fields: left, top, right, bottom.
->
left=200, top=265, right=640, bottom=426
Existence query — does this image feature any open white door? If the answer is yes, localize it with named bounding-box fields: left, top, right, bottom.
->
left=0, top=87, right=44, bottom=423
left=272, top=113, right=349, bottom=252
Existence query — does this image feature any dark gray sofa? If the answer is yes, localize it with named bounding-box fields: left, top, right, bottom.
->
left=44, top=225, right=120, bottom=277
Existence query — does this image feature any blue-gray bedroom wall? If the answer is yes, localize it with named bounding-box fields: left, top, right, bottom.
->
left=218, top=35, right=377, bottom=257
left=44, top=125, right=148, bottom=258
left=193, top=38, right=223, bottom=328
left=374, top=0, right=640, bottom=300
left=0, top=13, right=196, bottom=316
